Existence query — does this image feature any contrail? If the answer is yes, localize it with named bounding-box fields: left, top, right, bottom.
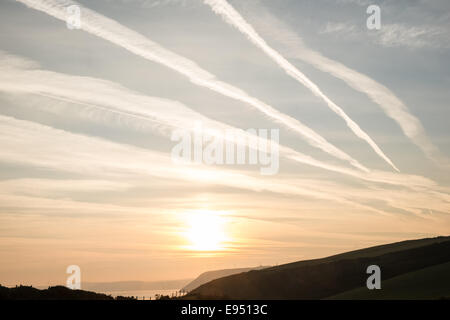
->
left=0, top=50, right=357, bottom=178
left=204, top=0, right=399, bottom=172
left=0, top=115, right=393, bottom=216
left=239, top=3, right=444, bottom=166
left=15, top=0, right=370, bottom=172
left=0, top=50, right=367, bottom=181
left=0, top=115, right=444, bottom=217
left=0, top=51, right=436, bottom=190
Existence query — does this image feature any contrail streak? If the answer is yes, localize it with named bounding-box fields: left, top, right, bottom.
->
left=0, top=51, right=436, bottom=190
left=204, top=0, right=399, bottom=172
left=0, top=115, right=444, bottom=217
left=0, top=50, right=359, bottom=179
left=15, top=0, right=369, bottom=172
left=239, top=2, right=444, bottom=166
left=1, top=115, right=394, bottom=216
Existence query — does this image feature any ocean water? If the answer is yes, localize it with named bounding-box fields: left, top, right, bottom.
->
left=99, top=289, right=183, bottom=300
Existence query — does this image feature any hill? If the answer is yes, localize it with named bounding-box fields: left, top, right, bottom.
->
left=185, top=236, right=450, bottom=299
left=328, top=261, right=450, bottom=300
left=183, top=266, right=269, bottom=292
left=0, top=285, right=123, bottom=300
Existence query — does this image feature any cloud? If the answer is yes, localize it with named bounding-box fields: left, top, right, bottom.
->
left=0, top=114, right=392, bottom=215
left=15, top=0, right=372, bottom=172
left=0, top=50, right=365, bottom=179
left=233, top=3, right=446, bottom=166
left=376, top=24, right=450, bottom=49
left=0, top=50, right=440, bottom=192
left=0, top=95, right=446, bottom=221
left=321, top=22, right=450, bottom=49
left=0, top=87, right=445, bottom=218
left=0, top=179, right=132, bottom=196
left=203, top=0, right=399, bottom=172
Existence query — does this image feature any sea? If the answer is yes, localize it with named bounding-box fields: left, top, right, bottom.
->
left=98, top=289, right=183, bottom=300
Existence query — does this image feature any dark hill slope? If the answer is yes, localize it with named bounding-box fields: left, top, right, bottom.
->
left=183, top=266, right=269, bottom=292
left=328, top=261, right=450, bottom=300
left=0, top=285, right=116, bottom=300
left=186, top=236, right=450, bottom=299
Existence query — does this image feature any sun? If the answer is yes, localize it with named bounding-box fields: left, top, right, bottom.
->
left=184, top=210, right=228, bottom=251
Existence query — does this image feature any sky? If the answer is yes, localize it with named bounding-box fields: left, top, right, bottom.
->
left=0, top=0, right=449, bottom=286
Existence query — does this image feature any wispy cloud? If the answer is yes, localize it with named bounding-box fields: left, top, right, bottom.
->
left=0, top=179, right=132, bottom=196
left=235, top=2, right=446, bottom=166
left=376, top=24, right=450, bottom=49
left=1, top=115, right=447, bottom=219
left=0, top=114, right=390, bottom=215
left=15, top=0, right=371, bottom=172
left=0, top=50, right=367, bottom=179
left=0, top=50, right=437, bottom=190
left=204, top=0, right=398, bottom=172
left=321, top=22, right=450, bottom=49
left=0, top=53, right=441, bottom=211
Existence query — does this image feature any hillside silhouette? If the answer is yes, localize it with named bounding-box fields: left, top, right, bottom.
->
left=183, top=266, right=269, bottom=292
left=328, top=261, right=450, bottom=299
left=0, top=285, right=133, bottom=300
left=185, top=236, right=450, bottom=299
left=2, top=236, right=449, bottom=300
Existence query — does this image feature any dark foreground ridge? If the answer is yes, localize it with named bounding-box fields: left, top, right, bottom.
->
left=183, top=266, right=270, bottom=292
left=185, top=236, right=450, bottom=299
left=0, top=285, right=135, bottom=300
left=2, top=236, right=449, bottom=300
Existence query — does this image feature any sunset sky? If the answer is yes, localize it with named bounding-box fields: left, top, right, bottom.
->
left=0, top=0, right=449, bottom=286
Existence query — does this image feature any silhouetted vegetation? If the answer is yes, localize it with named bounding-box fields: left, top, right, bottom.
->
left=0, top=285, right=136, bottom=300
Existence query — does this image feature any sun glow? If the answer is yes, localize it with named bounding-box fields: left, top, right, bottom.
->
left=184, top=210, right=228, bottom=251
